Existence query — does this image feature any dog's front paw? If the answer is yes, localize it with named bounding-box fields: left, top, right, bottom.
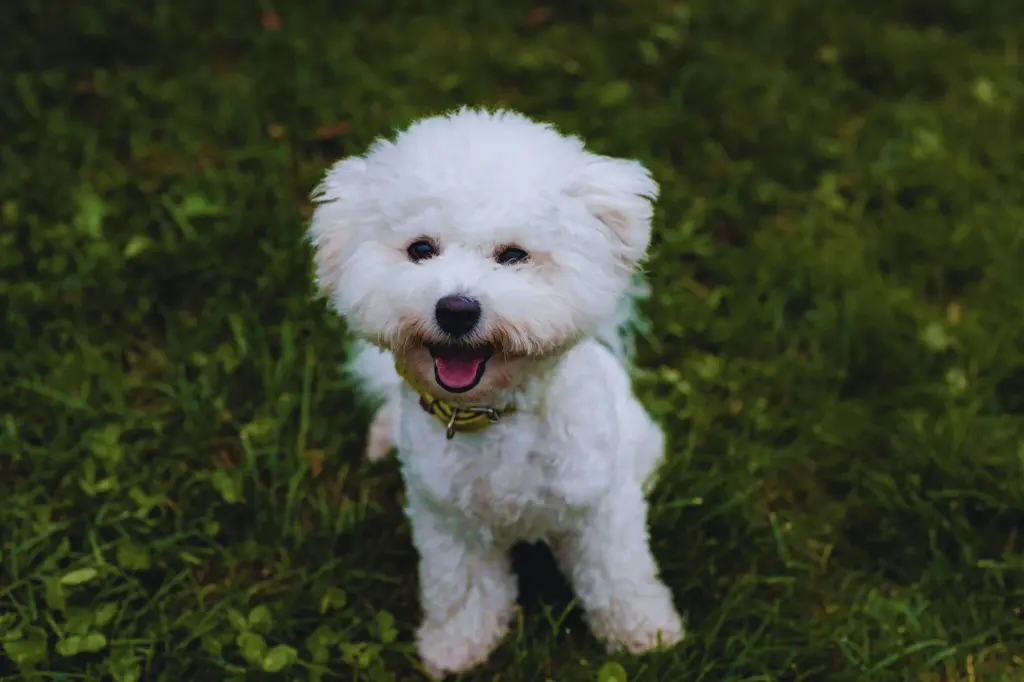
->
left=417, top=615, right=508, bottom=679
left=618, top=610, right=684, bottom=655
left=588, top=586, right=684, bottom=655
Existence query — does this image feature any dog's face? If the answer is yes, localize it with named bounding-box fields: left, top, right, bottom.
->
left=309, top=109, right=658, bottom=405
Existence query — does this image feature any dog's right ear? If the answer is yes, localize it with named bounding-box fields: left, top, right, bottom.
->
left=307, top=157, right=369, bottom=298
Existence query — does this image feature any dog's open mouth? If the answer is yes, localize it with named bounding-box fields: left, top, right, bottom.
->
left=429, top=344, right=493, bottom=393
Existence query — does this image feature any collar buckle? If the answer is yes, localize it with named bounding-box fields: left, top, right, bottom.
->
left=465, top=406, right=502, bottom=422
left=444, top=406, right=502, bottom=439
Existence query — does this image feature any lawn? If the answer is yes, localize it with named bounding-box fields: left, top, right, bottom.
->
left=2, top=0, right=1023, bottom=680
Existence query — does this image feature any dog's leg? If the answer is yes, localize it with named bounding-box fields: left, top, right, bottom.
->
left=409, top=506, right=517, bottom=678
left=365, top=401, right=393, bottom=462
left=638, top=411, right=667, bottom=496
left=553, top=486, right=683, bottom=654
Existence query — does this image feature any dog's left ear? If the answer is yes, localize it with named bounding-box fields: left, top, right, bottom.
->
left=568, top=155, right=659, bottom=269
left=307, top=156, right=370, bottom=298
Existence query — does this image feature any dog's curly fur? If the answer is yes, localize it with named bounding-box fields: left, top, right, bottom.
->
left=308, top=108, right=683, bottom=677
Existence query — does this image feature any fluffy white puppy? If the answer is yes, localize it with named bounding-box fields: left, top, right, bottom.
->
left=308, top=108, right=683, bottom=677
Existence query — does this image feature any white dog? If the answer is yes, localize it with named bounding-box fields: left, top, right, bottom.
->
left=308, top=108, right=683, bottom=677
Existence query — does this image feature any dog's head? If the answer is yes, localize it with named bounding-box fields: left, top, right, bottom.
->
left=308, top=108, right=658, bottom=404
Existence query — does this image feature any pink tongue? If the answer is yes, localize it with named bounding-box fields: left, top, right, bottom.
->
left=434, top=355, right=483, bottom=389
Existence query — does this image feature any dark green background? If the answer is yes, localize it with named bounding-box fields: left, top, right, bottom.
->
left=2, top=0, right=1023, bottom=680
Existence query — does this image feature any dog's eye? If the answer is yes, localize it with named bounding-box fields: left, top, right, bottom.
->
left=495, top=246, right=529, bottom=265
left=407, top=240, right=437, bottom=262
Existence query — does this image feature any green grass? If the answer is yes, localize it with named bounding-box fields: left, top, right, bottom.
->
left=2, top=0, right=1024, bottom=680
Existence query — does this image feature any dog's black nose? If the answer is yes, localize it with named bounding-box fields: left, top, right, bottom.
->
left=435, top=295, right=481, bottom=338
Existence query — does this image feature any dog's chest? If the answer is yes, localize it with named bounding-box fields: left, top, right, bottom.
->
left=459, top=447, right=556, bottom=528
left=405, top=429, right=582, bottom=543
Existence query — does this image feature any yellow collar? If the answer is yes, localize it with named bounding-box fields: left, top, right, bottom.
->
left=416, top=393, right=515, bottom=440
left=393, top=358, right=514, bottom=439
